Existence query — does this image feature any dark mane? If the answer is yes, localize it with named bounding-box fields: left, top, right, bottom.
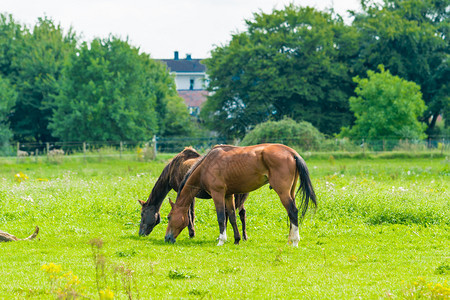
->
left=144, top=147, right=201, bottom=207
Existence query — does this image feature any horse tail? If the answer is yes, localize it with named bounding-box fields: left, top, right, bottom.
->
left=294, top=155, right=317, bottom=222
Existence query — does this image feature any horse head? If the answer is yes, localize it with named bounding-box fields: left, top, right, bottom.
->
left=165, top=199, right=189, bottom=243
left=138, top=200, right=161, bottom=236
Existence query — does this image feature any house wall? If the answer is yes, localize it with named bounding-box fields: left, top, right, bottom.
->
left=173, top=72, right=207, bottom=90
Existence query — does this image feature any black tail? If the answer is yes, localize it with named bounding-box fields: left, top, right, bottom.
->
left=294, top=156, right=317, bottom=222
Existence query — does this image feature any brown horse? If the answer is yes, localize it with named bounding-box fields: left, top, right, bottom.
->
left=165, top=144, right=317, bottom=246
left=138, top=147, right=249, bottom=239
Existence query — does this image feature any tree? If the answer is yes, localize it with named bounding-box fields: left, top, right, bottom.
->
left=341, top=66, right=427, bottom=140
left=0, top=14, right=23, bottom=79
left=8, top=17, right=77, bottom=143
left=50, top=36, right=180, bottom=142
left=202, top=4, right=359, bottom=138
left=0, top=14, right=21, bottom=149
left=160, top=95, right=194, bottom=137
left=352, top=0, right=449, bottom=135
left=0, top=75, right=17, bottom=148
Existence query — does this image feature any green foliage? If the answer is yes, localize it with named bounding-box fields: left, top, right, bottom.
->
left=8, top=17, right=77, bottom=143
left=0, top=14, right=23, bottom=78
left=202, top=5, right=358, bottom=138
left=160, top=95, right=194, bottom=137
left=0, top=14, right=193, bottom=144
left=341, top=66, right=427, bottom=140
left=352, top=0, right=449, bottom=133
left=50, top=37, right=173, bottom=142
left=241, top=118, right=324, bottom=150
left=0, top=75, right=17, bottom=149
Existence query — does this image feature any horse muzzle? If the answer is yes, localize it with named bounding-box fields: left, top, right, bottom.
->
left=165, top=233, right=176, bottom=244
left=139, top=225, right=152, bottom=237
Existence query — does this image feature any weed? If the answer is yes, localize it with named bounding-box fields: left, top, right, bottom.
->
left=41, top=263, right=85, bottom=298
left=168, top=269, right=198, bottom=279
left=116, top=249, right=137, bottom=257
left=14, top=171, right=29, bottom=182
left=435, top=263, right=450, bottom=275
left=400, top=277, right=450, bottom=299
left=89, top=238, right=139, bottom=299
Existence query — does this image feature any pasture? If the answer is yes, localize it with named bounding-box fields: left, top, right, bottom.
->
left=0, top=154, right=449, bottom=299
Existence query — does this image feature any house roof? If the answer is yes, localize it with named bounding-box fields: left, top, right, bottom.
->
left=160, top=59, right=206, bottom=73
left=178, top=90, right=208, bottom=107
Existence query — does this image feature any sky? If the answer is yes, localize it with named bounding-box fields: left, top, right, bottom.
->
left=2, top=0, right=363, bottom=59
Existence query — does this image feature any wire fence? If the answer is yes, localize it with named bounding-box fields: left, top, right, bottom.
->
left=0, top=136, right=448, bottom=163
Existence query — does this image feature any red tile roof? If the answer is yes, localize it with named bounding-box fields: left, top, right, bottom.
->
left=178, top=90, right=208, bottom=107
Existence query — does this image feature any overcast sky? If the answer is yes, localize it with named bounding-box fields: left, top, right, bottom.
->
left=2, top=0, right=363, bottom=59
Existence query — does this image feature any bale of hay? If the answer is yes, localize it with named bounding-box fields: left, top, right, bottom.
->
left=0, top=226, right=39, bottom=242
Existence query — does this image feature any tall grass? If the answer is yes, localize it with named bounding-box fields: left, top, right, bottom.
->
left=0, top=156, right=448, bottom=299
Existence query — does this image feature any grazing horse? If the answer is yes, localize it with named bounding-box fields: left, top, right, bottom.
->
left=165, top=144, right=317, bottom=246
left=138, top=147, right=249, bottom=239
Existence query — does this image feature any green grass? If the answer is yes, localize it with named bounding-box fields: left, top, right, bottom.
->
left=0, top=155, right=449, bottom=299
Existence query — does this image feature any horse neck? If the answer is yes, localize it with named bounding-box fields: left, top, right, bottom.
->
left=145, top=166, right=172, bottom=210
left=175, top=173, right=201, bottom=210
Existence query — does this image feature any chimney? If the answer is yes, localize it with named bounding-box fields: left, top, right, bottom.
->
left=174, top=51, right=179, bottom=60
left=186, top=53, right=192, bottom=60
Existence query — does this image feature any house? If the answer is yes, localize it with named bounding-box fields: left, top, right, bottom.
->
left=160, top=51, right=208, bottom=117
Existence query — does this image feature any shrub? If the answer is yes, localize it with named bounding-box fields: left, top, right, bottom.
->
left=240, top=118, right=325, bottom=151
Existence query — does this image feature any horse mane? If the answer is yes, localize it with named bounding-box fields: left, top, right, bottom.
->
left=177, top=145, right=235, bottom=195
left=144, top=147, right=201, bottom=207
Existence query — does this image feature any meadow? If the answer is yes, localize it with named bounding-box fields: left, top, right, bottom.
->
left=0, top=153, right=449, bottom=299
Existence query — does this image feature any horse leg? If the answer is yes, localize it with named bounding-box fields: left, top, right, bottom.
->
left=211, top=190, right=227, bottom=246
left=225, top=195, right=241, bottom=245
left=269, top=172, right=300, bottom=247
left=187, top=199, right=196, bottom=238
left=281, top=196, right=299, bottom=246
left=239, top=206, right=247, bottom=241
left=235, top=193, right=248, bottom=240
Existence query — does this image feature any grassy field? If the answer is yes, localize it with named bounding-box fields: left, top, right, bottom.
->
left=0, top=154, right=449, bottom=299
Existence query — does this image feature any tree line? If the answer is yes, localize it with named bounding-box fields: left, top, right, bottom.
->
left=202, top=0, right=448, bottom=140
left=0, top=0, right=449, bottom=149
left=0, top=15, right=194, bottom=148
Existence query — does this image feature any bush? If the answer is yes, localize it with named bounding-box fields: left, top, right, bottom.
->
left=240, top=118, right=325, bottom=151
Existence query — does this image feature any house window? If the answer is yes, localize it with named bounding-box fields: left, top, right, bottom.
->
left=189, top=79, right=194, bottom=90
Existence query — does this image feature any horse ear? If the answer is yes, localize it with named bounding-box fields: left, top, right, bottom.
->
left=138, top=199, right=145, bottom=206
left=169, top=198, right=174, bottom=208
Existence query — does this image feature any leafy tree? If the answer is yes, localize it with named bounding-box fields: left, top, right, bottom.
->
left=341, top=66, right=427, bottom=140
left=0, top=75, right=17, bottom=148
left=202, top=4, right=359, bottom=138
left=241, top=117, right=324, bottom=150
left=8, top=17, right=77, bottom=143
left=0, top=14, right=23, bottom=79
left=352, top=0, right=449, bottom=135
left=50, top=36, right=180, bottom=142
left=160, top=95, right=194, bottom=137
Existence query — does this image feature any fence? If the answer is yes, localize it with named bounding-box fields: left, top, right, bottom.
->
left=1, top=136, right=448, bottom=162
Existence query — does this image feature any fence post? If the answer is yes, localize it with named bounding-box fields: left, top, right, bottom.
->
left=83, top=142, right=86, bottom=161
left=16, top=142, right=20, bottom=163
left=46, top=142, right=50, bottom=162
left=442, top=138, right=445, bottom=156
left=152, top=136, right=157, bottom=159
left=362, top=138, right=365, bottom=155
left=35, top=149, right=38, bottom=163
left=120, top=141, right=123, bottom=158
